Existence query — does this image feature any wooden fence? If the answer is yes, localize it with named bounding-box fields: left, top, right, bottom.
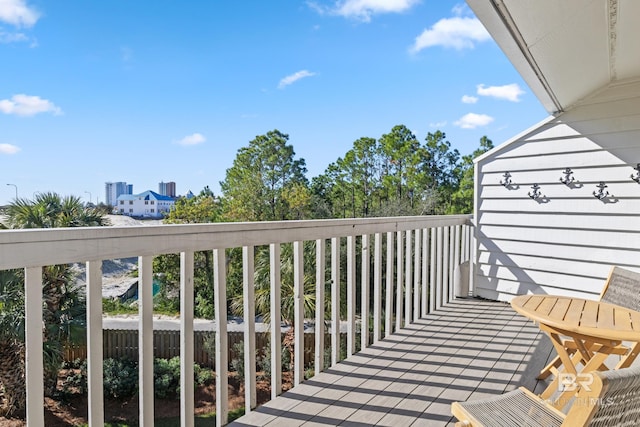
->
left=64, top=330, right=347, bottom=368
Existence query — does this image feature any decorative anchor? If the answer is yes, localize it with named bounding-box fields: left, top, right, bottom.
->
left=631, top=164, right=640, bottom=184
left=593, top=182, right=609, bottom=200
left=528, top=183, right=542, bottom=200
left=500, top=172, right=512, bottom=187
left=559, top=168, right=575, bottom=186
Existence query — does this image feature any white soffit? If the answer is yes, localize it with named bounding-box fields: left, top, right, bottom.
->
left=467, top=0, right=639, bottom=115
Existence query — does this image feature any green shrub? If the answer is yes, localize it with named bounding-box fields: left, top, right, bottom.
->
left=103, top=358, right=138, bottom=398
left=154, top=356, right=182, bottom=398
left=194, top=364, right=215, bottom=386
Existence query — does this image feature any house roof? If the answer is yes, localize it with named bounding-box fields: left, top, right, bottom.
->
left=116, top=190, right=175, bottom=201
left=467, top=0, right=640, bottom=114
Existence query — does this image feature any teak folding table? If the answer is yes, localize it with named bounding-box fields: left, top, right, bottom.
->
left=511, top=294, right=640, bottom=409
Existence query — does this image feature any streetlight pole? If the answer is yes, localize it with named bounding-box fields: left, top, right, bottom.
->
left=85, top=191, right=92, bottom=205
left=6, top=183, right=17, bottom=200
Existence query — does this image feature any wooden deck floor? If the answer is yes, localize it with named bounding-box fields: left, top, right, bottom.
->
left=231, top=298, right=553, bottom=427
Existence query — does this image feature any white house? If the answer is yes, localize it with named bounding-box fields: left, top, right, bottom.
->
left=116, top=190, right=175, bottom=218
left=469, top=0, right=640, bottom=301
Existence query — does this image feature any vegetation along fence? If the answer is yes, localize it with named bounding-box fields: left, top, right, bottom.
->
left=64, top=330, right=347, bottom=368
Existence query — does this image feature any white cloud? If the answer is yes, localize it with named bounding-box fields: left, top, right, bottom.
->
left=0, top=143, right=20, bottom=154
left=429, top=121, right=447, bottom=128
left=410, top=16, right=490, bottom=53
left=461, top=95, right=478, bottom=104
left=176, top=133, right=206, bottom=146
left=477, top=83, right=525, bottom=102
left=451, top=3, right=472, bottom=17
left=0, top=30, right=25, bottom=42
left=308, top=0, right=420, bottom=22
left=454, top=113, right=494, bottom=129
left=278, top=70, right=316, bottom=89
left=0, top=94, right=62, bottom=116
left=0, top=0, right=40, bottom=27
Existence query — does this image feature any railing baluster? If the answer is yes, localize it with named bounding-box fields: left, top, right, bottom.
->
left=180, top=251, right=195, bottom=427
left=361, top=234, right=370, bottom=350
left=396, top=231, right=403, bottom=330
left=25, top=266, right=44, bottom=427
left=214, top=249, right=228, bottom=427
left=243, top=246, right=257, bottom=409
left=436, top=227, right=443, bottom=310
left=270, top=243, right=282, bottom=398
left=414, top=228, right=421, bottom=322
left=293, top=241, right=304, bottom=386
left=87, top=260, right=104, bottom=427
left=451, top=225, right=462, bottom=298
left=385, top=231, right=394, bottom=338
left=430, top=227, right=437, bottom=313
left=404, top=230, right=412, bottom=328
left=346, top=235, right=356, bottom=357
left=421, top=229, right=428, bottom=316
left=373, top=233, right=382, bottom=343
left=315, top=239, right=326, bottom=373
left=138, top=256, right=154, bottom=427
left=442, top=226, right=451, bottom=304
left=331, top=237, right=340, bottom=366
left=448, top=226, right=456, bottom=302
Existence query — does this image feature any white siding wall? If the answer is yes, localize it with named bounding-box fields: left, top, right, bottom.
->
left=475, top=80, right=640, bottom=301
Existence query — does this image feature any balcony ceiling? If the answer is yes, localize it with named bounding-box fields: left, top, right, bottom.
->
left=468, top=0, right=640, bottom=114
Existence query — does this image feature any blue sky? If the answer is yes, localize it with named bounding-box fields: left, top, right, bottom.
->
left=0, top=0, right=547, bottom=205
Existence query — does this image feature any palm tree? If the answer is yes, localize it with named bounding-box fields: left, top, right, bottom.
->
left=0, top=192, right=108, bottom=415
left=231, top=242, right=321, bottom=371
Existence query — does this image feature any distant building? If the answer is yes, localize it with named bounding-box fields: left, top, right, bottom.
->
left=116, top=190, right=175, bottom=218
left=105, top=182, right=132, bottom=206
left=158, top=181, right=176, bottom=197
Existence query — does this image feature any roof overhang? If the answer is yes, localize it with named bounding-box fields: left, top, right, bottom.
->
left=467, top=0, right=640, bottom=115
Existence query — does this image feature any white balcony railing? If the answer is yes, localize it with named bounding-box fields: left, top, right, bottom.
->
left=0, top=214, right=473, bottom=426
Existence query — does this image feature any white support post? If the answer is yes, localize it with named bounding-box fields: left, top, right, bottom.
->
left=470, top=223, right=477, bottom=295
left=243, top=246, right=257, bottom=409
left=373, top=233, right=382, bottom=343
left=404, top=230, right=412, bottom=328
left=413, top=228, right=421, bottom=322
left=24, top=266, right=44, bottom=427
left=138, top=256, right=154, bottom=427
left=421, top=229, right=428, bottom=316
left=331, top=237, right=341, bottom=366
left=315, top=239, right=326, bottom=374
left=346, top=235, right=356, bottom=358
left=436, top=227, right=443, bottom=310
left=361, top=234, right=370, bottom=350
left=395, top=231, right=403, bottom=331
left=214, top=249, right=229, bottom=427
left=385, top=232, right=394, bottom=338
left=87, top=261, right=104, bottom=427
left=293, top=241, right=304, bottom=386
left=180, top=252, right=194, bottom=427
left=270, top=244, right=282, bottom=398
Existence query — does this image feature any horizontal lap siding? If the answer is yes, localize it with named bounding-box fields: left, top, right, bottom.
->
left=475, top=81, right=640, bottom=301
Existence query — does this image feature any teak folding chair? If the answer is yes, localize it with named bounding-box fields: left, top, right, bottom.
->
left=452, top=363, right=640, bottom=426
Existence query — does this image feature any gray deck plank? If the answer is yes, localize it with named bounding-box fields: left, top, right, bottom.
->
left=230, top=298, right=549, bottom=427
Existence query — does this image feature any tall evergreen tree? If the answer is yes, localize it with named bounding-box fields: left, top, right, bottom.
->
left=220, top=130, right=308, bottom=221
